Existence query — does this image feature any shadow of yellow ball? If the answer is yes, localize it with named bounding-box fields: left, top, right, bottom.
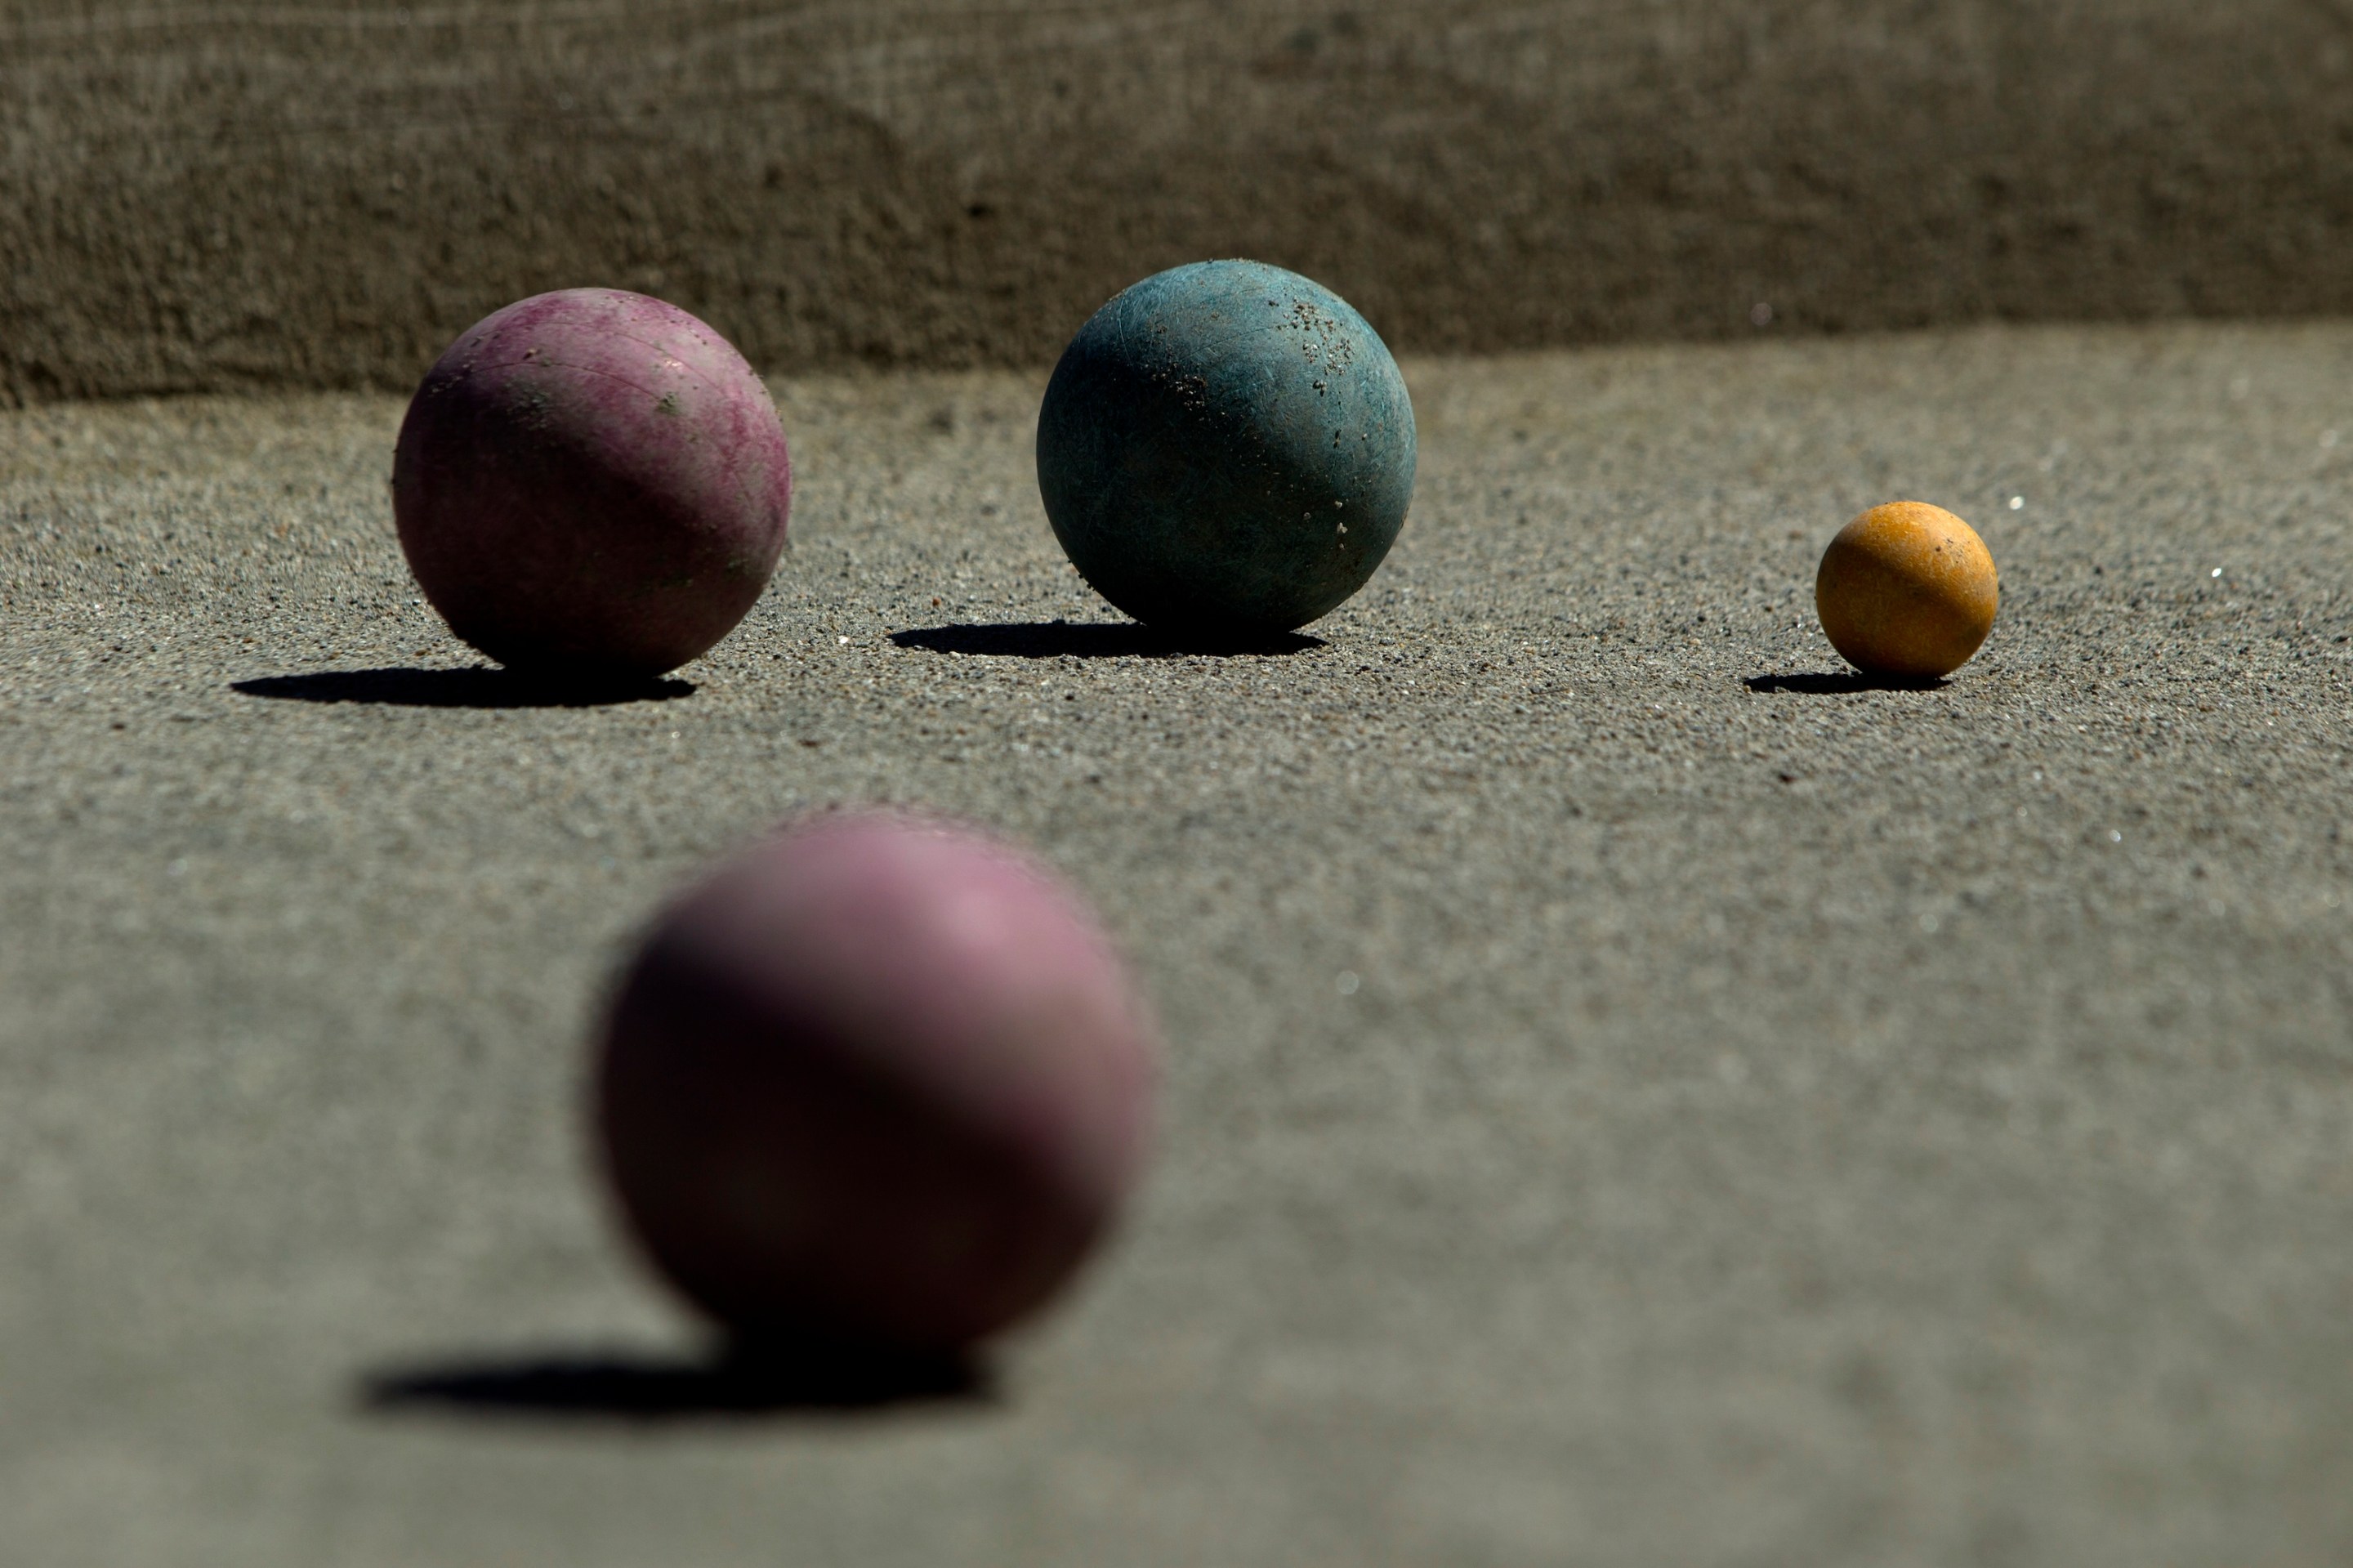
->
left=1815, top=502, right=1998, bottom=678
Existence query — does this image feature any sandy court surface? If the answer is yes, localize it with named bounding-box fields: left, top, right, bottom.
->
left=2, top=324, right=2352, bottom=1563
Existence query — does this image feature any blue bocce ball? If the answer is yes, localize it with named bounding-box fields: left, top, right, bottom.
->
left=1036, top=260, right=1417, bottom=636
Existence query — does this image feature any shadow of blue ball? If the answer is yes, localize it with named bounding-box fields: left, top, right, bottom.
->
left=1036, top=260, right=1417, bottom=635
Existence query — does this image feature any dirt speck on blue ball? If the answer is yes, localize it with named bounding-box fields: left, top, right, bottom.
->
left=1035, top=260, right=1415, bottom=635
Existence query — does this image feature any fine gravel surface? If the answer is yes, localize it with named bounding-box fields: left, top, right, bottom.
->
left=3, top=323, right=2352, bottom=1566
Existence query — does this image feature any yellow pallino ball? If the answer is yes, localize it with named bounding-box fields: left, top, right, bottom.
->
left=1815, top=501, right=1998, bottom=678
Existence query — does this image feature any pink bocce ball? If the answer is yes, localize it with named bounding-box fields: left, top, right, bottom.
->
left=595, top=813, right=1159, bottom=1352
left=392, top=288, right=792, bottom=678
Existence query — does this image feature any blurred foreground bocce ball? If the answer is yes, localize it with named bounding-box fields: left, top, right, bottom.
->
left=594, top=813, right=1159, bottom=1353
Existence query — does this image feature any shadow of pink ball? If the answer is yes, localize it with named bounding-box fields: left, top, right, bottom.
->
left=392, top=288, right=792, bottom=678
left=595, top=814, right=1159, bottom=1351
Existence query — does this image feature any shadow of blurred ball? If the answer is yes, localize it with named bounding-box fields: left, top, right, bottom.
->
left=1035, top=260, right=1416, bottom=635
left=1815, top=501, right=1998, bottom=678
left=595, top=813, right=1159, bottom=1352
left=391, top=288, right=792, bottom=679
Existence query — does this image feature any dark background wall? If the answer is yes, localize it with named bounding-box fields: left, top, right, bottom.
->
left=5, top=0, right=2351, bottom=404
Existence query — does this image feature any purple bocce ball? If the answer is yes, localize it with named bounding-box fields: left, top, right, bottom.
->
left=392, top=288, right=792, bottom=678
left=595, top=813, right=1159, bottom=1352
